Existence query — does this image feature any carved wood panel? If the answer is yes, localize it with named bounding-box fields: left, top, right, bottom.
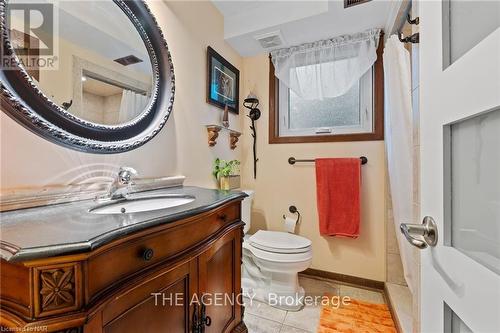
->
left=33, top=263, right=82, bottom=318
left=101, top=260, right=197, bottom=333
left=199, top=230, right=241, bottom=333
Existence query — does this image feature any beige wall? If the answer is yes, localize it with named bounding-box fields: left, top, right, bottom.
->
left=239, top=54, right=387, bottom=281
left=0, top=1, right=242, bottom=191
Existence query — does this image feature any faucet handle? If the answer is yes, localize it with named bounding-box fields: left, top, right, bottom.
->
left=118, top=167, right=138, bottom=184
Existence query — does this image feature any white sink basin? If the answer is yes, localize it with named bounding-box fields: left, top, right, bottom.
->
left=89, top=194, right=195, bottom=214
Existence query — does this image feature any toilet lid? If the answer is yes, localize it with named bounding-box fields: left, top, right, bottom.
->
left=246, top=243, right=313, bottom=262
left=249, top=230, right=312, bottom=254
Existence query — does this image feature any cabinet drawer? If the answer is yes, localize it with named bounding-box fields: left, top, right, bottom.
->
left=87, top=203, right=239, bottom=300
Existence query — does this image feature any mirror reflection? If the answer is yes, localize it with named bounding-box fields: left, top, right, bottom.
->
left=7, top=0, right=154, bottom=125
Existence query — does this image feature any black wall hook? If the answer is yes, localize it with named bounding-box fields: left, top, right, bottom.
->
left=398, top=14, right=420, bottom=44
left=407, top=14, right=419, bottom=25
left=398, top=31, right=419, bottom=44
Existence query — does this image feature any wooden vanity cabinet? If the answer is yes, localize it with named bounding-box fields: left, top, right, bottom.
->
left=198, top=229, right=242, bottom=333
left=98, top=259, right=198, bottom=333
left=0, top=200, right=247, bottom=333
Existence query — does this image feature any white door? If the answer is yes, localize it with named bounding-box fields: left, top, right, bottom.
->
left=415, top=0, right=500, bottom=332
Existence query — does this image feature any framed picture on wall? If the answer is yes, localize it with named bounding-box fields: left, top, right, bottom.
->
left=206, top=46, right=240, bottom=114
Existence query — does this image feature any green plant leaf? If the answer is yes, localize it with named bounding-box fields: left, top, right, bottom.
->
left=212, top=158, right=241, bottom=179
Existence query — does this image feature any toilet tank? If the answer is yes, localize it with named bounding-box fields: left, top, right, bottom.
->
left=241, top=190, right=254, bottom=234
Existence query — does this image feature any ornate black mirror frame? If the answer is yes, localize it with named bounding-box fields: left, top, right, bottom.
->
left=0, top=0, right=175, bottom=153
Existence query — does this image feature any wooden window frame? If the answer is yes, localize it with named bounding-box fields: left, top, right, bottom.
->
left=269, top=32, right=385, bottom=144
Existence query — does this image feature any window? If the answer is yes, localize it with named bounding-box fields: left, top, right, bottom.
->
left=279, top=70, right=373, bottom=137
left=269, top=38, right=384, bottom=143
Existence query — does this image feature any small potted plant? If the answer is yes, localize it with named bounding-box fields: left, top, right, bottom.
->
left=213, top=158, right=241, bottom=190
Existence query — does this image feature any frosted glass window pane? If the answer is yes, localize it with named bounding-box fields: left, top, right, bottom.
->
left=444, top=303, right=473, bottom=333
left=443, top=0, right=500, bottom=67
left=449, top=108, right=500, bottom=274
left=288, top=81, right=360, bottom=129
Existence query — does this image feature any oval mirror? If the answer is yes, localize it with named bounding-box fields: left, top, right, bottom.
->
left=0, top=0, right=175, bottom=153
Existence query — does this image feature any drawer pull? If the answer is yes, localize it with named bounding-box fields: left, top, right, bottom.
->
left=201, top=303, right=211, bottom=327
left=217, top=214, right=228, bottom=222
left=141, top=248, right=154, bottom=261
left=193, top=303, right=211, bottom=332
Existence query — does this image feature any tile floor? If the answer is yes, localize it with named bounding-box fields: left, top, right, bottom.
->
left=386, top=282, right=413, bottom=332
left=243, top=274, right=387, bottom=333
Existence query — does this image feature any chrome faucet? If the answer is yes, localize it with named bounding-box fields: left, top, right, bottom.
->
left=108, top=167, right=138, bottom=200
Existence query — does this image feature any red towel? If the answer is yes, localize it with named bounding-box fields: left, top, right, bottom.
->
left=315, top=158, right=361, bottom=238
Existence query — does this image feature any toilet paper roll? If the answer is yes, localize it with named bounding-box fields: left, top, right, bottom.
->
left=284, top=216, right=297, bottom=233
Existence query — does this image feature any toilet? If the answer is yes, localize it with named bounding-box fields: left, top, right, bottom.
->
left=241, top=190, right=313, bottom=311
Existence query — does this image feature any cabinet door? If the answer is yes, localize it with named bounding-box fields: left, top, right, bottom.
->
left=99, top=260, right=197, bottom=333
left=198, top=228, right=242, bottom=333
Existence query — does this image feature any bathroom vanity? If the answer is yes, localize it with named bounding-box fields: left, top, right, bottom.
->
left=0, top=187, right=247, bottom=333
left=0, top=0, right=247, bottom=331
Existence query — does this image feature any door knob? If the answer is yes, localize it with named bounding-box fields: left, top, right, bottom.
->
left=400, top=216, right=438, bottom=249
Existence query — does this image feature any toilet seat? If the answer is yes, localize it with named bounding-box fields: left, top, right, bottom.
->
left=249, top=230, right=312, bottom=254
left=246, top=243, right=312, bottom=263
left=245, top=230, right=312, bottom=262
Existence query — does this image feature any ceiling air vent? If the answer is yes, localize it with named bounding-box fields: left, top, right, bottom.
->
left=254, top=30, right=285, bottom=50
left=114, top=55, right=143, bottom=66
left=344, top=0, right=371, bottom=8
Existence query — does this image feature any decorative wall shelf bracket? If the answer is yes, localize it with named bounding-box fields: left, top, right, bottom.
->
left=206, top=125, right=222, bottom=147
left=206, top=125, right=242, bottom=149
left=229, top=131, right=241, bottom=150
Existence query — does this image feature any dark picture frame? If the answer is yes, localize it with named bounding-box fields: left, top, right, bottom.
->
left=206, top=46, right=239, bottom=114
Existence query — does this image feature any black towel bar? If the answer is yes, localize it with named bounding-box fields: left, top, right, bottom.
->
left=288, top=156, right=368, bottom=165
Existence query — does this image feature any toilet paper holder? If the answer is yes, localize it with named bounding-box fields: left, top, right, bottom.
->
left=283, top=205, right=301, bottom=224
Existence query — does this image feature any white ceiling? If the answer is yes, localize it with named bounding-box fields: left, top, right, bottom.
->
left=56, top=1, right=152, bottom=75
left=212, top=0, right=393, bottom=57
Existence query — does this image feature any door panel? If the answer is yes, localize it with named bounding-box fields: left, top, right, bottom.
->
left=101, top=260, right=197, bottom=333
left=442, top=0, right=500, bottom=68
left=420, top=0, right=500, bottom=332
left=445, top=110, right=500, bottom=275
left=198, top=229, right=242, bottom=333
left=104, top=279, right=186, bottom=333
left=205, top=240, right=234, bottom=331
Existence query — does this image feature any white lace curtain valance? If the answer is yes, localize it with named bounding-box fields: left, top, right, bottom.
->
left=270, top=28, right=381, bottom=100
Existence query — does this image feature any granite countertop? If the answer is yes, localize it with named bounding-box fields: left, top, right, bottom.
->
left=0, top=186, right=246, bottom=262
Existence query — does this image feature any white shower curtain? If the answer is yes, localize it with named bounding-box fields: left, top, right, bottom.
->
left=383, top=35, right=417, bottom=294
left=118, top=90, right=149, bottom=123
